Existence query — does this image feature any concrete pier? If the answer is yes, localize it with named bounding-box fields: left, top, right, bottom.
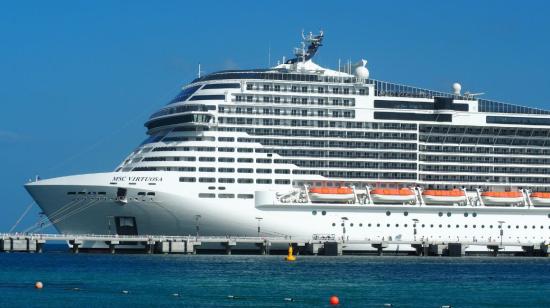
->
left=1, top=233, right=549, bottom=257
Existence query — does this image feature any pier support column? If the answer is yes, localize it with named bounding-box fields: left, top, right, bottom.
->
left=372, top=242, right=389, bottom=256
left=185, top=241, right=201, bottom=254
left=522, top=245, right=534, bottom=256
left=223, top=241, right=236, bottom=255
left=107, top=241, right=119, bottom=254
left=146, top=240, right=155, bottom=254
left=69, top=240, right=82, bottom=254
left=256, top=241, right=270, bottom=255
left=487, top=244, right=503, bottom=257
left=448, top=243, right=466, bottom=257
left=37, top=240, right=46, bottom=253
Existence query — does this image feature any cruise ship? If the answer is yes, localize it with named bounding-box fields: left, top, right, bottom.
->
left=25, top=31, right=550, bottom=248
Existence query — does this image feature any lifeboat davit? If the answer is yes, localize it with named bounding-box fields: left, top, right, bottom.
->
left=481, top=191, right=523, bottom=206
left=530, top=192, right=550, bottom=206
left=422, top=189, right=466, bottom=205
left=370, top=188, right=415, bottom=204
left=309, top=187, right=354, bottom=203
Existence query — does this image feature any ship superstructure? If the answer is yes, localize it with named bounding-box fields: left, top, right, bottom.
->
left=25, top=31, right=550, bottom=249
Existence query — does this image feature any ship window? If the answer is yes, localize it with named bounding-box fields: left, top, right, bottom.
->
left=387, top=224, right=390, bottom=227
left=312, top=211, right=317, bottom=215
left=67, top=192, right=76, bottom=195
left=237, top=168, right=253, bottom=173
left=147, top=192, right=155, bottom=196
left=218, top=178, right=235, bottom=183
left=404, top=224, right=408, bottom=227
left=377, top=224, right=380, bottom=227
left=472, top=213, right=477, bottom=217
left=179, top=177, right=196, bottom=182
left=322, top=211, right=326, bottom=216
left=218, top=157, right=235, bottom=162
left=439, top=224, right=442, bottom=228
left=208, top=186, right=215, bottom=190
left=237, top=158, right=254, bottom=163
left=202, top=83, right=240, bottom=89
left=199, top=177, right=215, bottom=183
left=199, top=157, right=215, bottom=162
left=447, top=212, right=451, bottom=217
left=189, top=94, right=225, bottom=101
left=198, top=193, right=215, bottom=198
left=237, top=178, right=253, bottom=184
left=218, top=147, right=235, bottom=152
left=275, top=179, right=290, bottom=185
left=218, top=168, right=235, bottom=173
left=256, top=168, right=272, bottom=174
left=137, top=192, right=146, bottom=196
left=237, top=194, right=254, bottom=199
left=218, top=194, right=235, bottom=198
left=438, top=212, right=443, bottom=217
left=199, top=167, right=215, bottom=172
left=332, top=223, right=336, bottom=227
left=218, top=137, right=235, bottom=142
left=464, top=213, right=468, bottom=217
left=403, top=211, right=409, bottom=216
left=256, top=179, right=272, bottom=184
left=386, top=211, right=391, bottom=216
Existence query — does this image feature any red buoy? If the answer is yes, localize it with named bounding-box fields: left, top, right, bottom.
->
left=329, top=295, right=339, bottom=305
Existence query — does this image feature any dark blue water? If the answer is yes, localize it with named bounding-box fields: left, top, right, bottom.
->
left=1, top=247, right=549, bottom=307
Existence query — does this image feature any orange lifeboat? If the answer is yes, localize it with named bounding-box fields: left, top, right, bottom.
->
left=530, top=192, right=550, bottom=206
left=370, top=188, right=416, bottom=204
left=481, top=191, right=523, bottom=206
left=422, top=189, right=466, bottom=205
left=309, top=187, right=354, bottom=203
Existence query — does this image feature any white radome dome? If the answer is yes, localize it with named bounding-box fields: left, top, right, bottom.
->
left=354, top=59, right=369, bottom=79
left=452, top=82, right=462, bottom=95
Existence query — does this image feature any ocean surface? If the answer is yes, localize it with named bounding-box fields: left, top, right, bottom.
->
left=1, top=245, right=549, bottom=307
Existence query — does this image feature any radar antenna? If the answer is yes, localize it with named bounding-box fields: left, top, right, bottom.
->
left=286, top=30, right=324, bottom=64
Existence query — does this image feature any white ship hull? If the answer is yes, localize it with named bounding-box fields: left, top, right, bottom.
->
left=25, top=172, right=550, bottom=245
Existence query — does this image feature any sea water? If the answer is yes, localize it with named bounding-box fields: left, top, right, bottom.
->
left=1, top=246, right=549, bottom=307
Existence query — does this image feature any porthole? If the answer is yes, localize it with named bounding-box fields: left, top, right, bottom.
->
left=532, top=225, right=536, bottom=229
left=377, top=223, right=380, bottom=227
left=386, top=223, right=390, bottom=227
left=438, top=212, right=443, bottom=217
left=498, top=225, right=502, bottom=229
left=438, top=224, right=442, bottom=228
left=404, top=224, right=408, bottom=227
left=386, top=211, right=391, bottom=216
left=473, top=225, right=477, bottom=228
left=456, top=224, right=460, bottom=228
left=359, top=223, right=363, bottom=227
left=350, top=223, right=354, bottom=227
left=472, top=213, right=477, bottom=217
left=341, top=223, right=344, bottom=226
left=404, top=211, right=409, bottom=216
left=516, top=225, right=519, bottom=229
left=312, top=210, right=317, bottom=215
left=332, top=223, right=336, bottom=227
left=541, top=226, right=544, bottom=229
left=421, top=224, right=425, bottom=228
left=447, top=224, right=451, bottom=228
left=490, top=225, right=493, bottom=229
left=321, top=211, right=327, bottom=216
left=464, top=213, right=469, bottom=217
left=395, top=224, right=399, bottom=227
left=548, top=214, right=550, bottom=218
left=464, top=225, right=468, bottom=228
left=368, top=223, right=372, bottom=227
left=524, top=225, right=528, bottom=229
left=447, top=212, right=452, bottom=217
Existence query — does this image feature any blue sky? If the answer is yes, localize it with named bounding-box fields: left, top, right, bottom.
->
left=1, top=0, right=549, bottom=232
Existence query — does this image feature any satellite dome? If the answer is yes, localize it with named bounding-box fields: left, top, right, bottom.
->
left=452, top=82, right=462, bottom=95
left=354, top=59, right=369, bottom=79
